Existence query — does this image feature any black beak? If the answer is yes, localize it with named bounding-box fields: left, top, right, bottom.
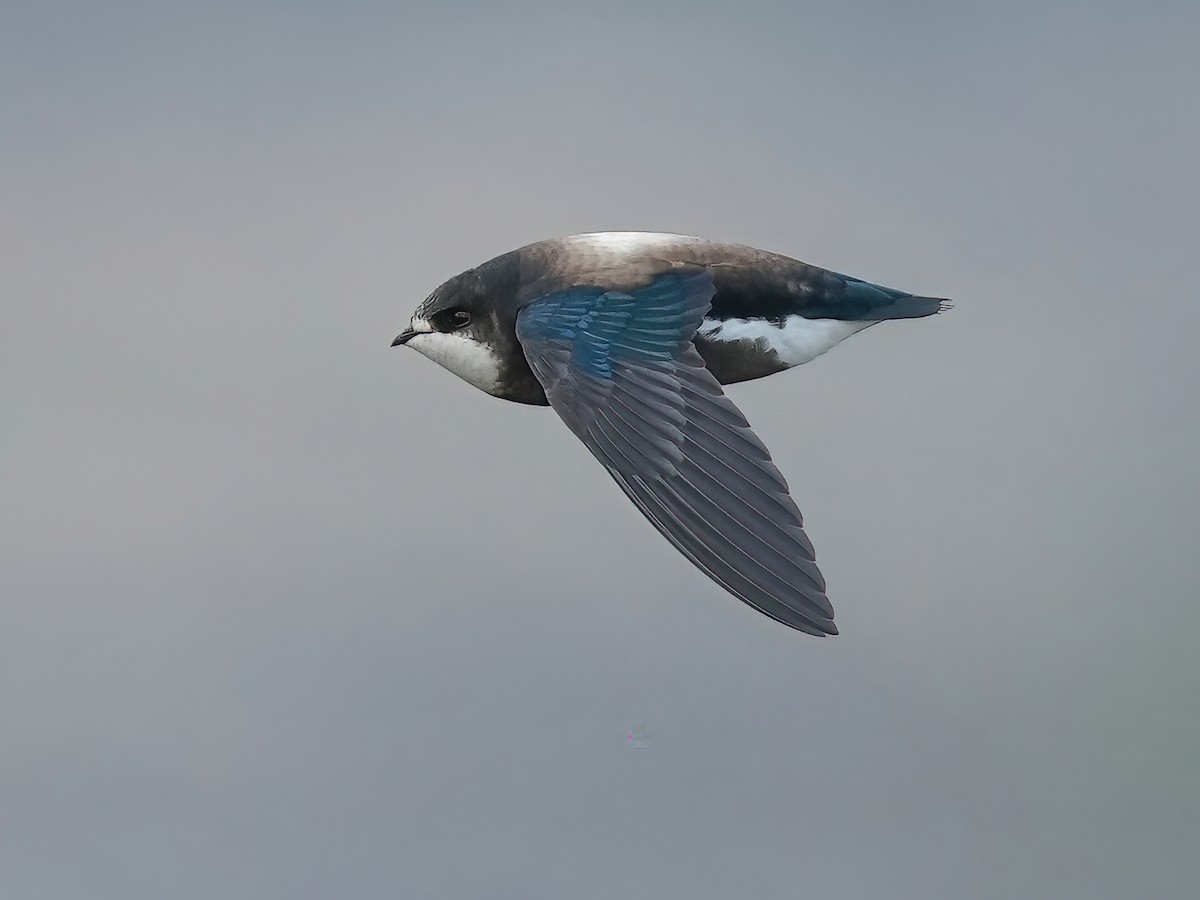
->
left=391, top=330, right=419, bottom=347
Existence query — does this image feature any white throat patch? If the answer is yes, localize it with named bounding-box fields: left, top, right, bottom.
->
left=407, top=330, right=502, bottom=395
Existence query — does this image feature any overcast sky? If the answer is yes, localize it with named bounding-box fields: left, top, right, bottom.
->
left=3, top=1, right=1198, bottom=897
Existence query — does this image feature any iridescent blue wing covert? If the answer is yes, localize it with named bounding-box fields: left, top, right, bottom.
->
left=515, top=270, right=835, bottom=635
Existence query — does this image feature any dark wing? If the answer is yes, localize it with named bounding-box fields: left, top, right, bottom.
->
left=515, top=269, right=835, bottom=635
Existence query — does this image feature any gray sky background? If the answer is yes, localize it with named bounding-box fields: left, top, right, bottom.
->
left=3, top=1, right=1198, bottom=897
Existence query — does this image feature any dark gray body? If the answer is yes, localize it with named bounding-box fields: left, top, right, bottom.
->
left=416, top=232, right=947, bottom=405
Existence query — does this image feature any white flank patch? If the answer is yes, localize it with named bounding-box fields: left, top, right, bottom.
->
left=699, top=316, right=876, bottom=367
left=407, top=330, right=502, bottom=394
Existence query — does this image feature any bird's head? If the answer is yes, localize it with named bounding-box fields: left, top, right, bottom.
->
left=392, top=252, right=549, bottom=405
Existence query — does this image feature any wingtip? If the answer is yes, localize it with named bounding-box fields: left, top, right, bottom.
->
left=805, top=617, right=839, bottom=637
left=779, top=610, right=838, bottom=636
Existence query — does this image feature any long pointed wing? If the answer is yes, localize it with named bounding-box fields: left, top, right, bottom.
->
left=515, top=270, right=835, bottom=635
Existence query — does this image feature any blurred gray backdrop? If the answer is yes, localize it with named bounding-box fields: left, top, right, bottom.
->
left=3, top=1, right=1198, bottom=897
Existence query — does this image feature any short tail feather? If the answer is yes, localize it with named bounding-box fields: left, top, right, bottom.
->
left=835, top=275, right=953, bottom=321
left=874, top=295, right=953, bottom=319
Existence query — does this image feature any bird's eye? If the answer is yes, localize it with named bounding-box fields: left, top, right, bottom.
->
left=449, top=309, right=471, bottom=329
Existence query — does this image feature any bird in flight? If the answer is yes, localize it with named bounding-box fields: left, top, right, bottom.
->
left=392, top=232, right=949, bottom=635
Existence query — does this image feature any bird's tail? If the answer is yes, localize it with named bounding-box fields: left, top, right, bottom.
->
left=873, top=295, right=953, bottom=319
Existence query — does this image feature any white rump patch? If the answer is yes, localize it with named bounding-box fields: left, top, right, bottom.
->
left=574, top=231, right=685, bottom=249
left=699, top=316, right=875, bottom=367
left=407, top=324, right=502, bottom=394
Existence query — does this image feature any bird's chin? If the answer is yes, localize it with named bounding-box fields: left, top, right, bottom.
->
left=406, top=331, right=503, bottom=396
